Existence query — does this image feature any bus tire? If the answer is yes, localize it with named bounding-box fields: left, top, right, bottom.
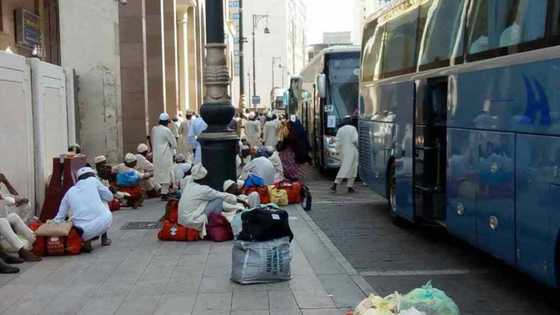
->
left=386, top=160, right=404, bottom=225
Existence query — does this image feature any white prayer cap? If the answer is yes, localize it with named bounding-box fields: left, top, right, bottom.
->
left=137, top=143, right=149, bottom=153
left=77, top=167, right=96, bottom=178
left=237, top=180, right=245, bottom=189
left=159, top=112, right=170, bottom=121
left=191, top=163, right=208, bottom=180
left=175, top=153, right=186, bottom=162
left=248, top=112, right=256, bottom=119
left=94, top=155, right=107, bottom=164
left=223, top=179, right=236, bottom=192
left=267, top=112, right=273, bottom=119
left=124, top=153, right=137, bottom=163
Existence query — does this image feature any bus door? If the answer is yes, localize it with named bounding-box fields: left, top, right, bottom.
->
left=414, top=78, right=447, bottom=221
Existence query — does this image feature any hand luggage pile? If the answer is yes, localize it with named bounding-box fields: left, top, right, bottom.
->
left=273, top=180, right=312, bottom=211
left=158, top=200, right=200, bottom=242
left=29, top=220, right=82, bottom=256
left=231, top=205, right=294, bottom=285
left=351, top=281, right=460, bottom=315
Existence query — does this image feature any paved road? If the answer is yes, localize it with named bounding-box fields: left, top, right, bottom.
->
left=304, top=166, right=560, bottom=315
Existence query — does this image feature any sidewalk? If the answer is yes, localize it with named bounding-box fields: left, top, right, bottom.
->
left=0, top=199, right=372, bottom=315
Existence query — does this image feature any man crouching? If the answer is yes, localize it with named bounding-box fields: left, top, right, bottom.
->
left=53, top=167, right=113, bottom=253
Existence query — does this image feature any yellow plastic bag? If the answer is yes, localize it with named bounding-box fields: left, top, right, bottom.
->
left=269, top=186, right=289, bottom=206
left=354, top=293, right=399, bottom=315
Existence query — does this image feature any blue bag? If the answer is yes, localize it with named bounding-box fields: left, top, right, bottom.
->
left=244, top=175, right=264, bottom=188
left=116, top=170, right=141, bottom=187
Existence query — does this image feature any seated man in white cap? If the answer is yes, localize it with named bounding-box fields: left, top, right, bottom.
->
left=178, top=164, right=237, bottom=237
left=53, top=167, right=113, bottom=252
left=222, top=179, right=260, bottom=212
left=171, top=153, right=192, bottom=194
left=0, top=173, right=41, bottom=267
left=94, top=155, right=113, bottom=185
left=151, top=113, right=177, bottom=200
left=136, top=143, right=160, bottom=198
left=112, top=153, right=152, bottom=208
left=239, top=155, right=275, bottom=186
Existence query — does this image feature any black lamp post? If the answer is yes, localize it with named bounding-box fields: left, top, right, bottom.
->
left=198, top=0, right=238, bottom=190
left=252, top=14, right=269, bottom=108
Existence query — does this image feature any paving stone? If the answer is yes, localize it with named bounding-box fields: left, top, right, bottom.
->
left=268, top=290, right=299, bottom=310
left=232, top=290, right=269, bottom=311
left=199, top=275, right=233, bottom=293
left=193, top=292, right=232, bottom=312
left=115, top=294, right=162, bottom=315
left=154, top=294, right=196, bottom=315
left=292, top=290, right=336, bottom=309
left=77, top=296, right=126, bottom=315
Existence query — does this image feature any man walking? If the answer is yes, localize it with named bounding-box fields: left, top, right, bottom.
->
left=151, top=113, right=177, bottom=200
left=330, top=117, right=359, bottom=193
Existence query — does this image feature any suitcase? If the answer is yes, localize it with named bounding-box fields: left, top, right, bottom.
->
left=206, top=213, right=234, bottom=242
left=158, top=221, right=200, bottom=242
left=29, top=222, right=82, bottom=256
left=242, top=186, right=271, bottom=204
left=238, top=207, right=293, bottom=242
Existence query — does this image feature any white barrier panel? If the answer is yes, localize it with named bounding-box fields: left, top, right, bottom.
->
left=28, top=58, right=69, bottom=209
left=0, top=52, right=35, bottom=209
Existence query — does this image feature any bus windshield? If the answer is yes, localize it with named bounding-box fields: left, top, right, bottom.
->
left=327, top=52, right=360, bottom=134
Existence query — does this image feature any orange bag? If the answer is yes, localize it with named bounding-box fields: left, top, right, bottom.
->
left=163, top=200, right=179, bottom=223
left=158, top=221, right=199, bottom=242
left=65, top=228, right=82, bottom=255
left=276, top=181, right=303, bottom=204
left=28, top=221, right=46, bottom=256
left=109, top=199, right=121, bottom=212
left=46, top=237, right=65, bottom=256
left=242, top=186, right=271, bottom=204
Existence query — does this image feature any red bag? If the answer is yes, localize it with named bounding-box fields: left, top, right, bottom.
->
left=65, top=228, right=82, bottom=255
left=206, top=213, right=233, bottom=242
left=28, top=221, right=46, bottom=256
left=276, top=181, right=303, bottom=204
left=163, top=200, right=179, bottom=223
left=158, top=221, right=199, bottom=242
left=46, top=237, right=65, bottom=256
left=109, top=199, right=121, bottom=212
left=242, top=186, right=271, bottom=204
left=119, top=186, right=144, bottom=201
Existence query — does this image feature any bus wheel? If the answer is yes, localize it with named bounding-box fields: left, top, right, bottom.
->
left=387, top=162, right=403, bottom=225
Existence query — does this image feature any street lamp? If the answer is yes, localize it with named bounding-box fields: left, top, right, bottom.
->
left=252, top=14, right=270, bottom=108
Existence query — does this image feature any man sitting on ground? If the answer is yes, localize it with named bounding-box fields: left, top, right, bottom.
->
left=239, top=154, right=275, bottom=186
left=136, top=143, right=160, bottom=198
left=0, top=173, right=41, bottom=264
left=112, top=153, right=152, bottom=208
left=171, top=153, right=192, bottom=194
left=222, top=179, right=260, bottom=212
left=178, top=164, right=237, bottom=237
left=53, top=167, right=113, bottom=253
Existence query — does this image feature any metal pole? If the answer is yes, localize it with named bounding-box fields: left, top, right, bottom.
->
left=238, top=0, right=244, bottom=111
left=252, top=15, right=256, bottom=108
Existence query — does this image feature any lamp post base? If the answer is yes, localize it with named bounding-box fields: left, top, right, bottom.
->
left=199, top=131, right=239, bottom=191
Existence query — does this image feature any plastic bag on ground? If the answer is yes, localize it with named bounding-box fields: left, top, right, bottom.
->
left=399, top=281, right=459, bottom=315
left=354, top=293, right=399, bottom=315
left=231, top=236, right=292, bottom=284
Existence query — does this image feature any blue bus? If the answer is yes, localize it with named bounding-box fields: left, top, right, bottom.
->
left=359, top=0, right=560, bottom=287
left=298, top=46, right=361, bottom=170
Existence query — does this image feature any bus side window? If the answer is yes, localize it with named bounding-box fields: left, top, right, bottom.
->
left=467, top=0, right=547, bottom=57
left=381, top=6, right=419, bottom=77
left=549, top=0, right=560, bottom=39
left=417, top=0, right=466, bottom=69
left=361, top=21, right=383, bottom=82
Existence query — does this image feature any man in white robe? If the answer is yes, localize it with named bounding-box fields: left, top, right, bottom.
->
left=187, top=116, right=208, bottom=164
left=0, top=173, right=41, bottom=269
left=330, top=121, right=359, bottom=193
left=245, top=112, right=262, bottom=148
left=178, top=164, right=236, bottom=238
left=263, top=113, right=279, bottom=148
left=178, top=112, right=194, bottom=161
left=240, top=156, right=275, bottom=186
left=54, top=167, right=113, bottom=252
left=151, top=113, right=177, bottom=199
left=136, top=143, right=160, bottom=196
left=171, top=154, right=192, bottom=192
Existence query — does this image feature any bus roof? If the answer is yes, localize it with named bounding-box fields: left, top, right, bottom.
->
left=299, top=45, right=360, bottom=77
left=364, top=0, right=413, bottom=26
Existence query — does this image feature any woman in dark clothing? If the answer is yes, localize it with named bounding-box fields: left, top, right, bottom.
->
left=277, top=118, right=311, bottom=180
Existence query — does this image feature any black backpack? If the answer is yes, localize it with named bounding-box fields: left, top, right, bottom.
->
left=237, top=207, right=293, bottom=242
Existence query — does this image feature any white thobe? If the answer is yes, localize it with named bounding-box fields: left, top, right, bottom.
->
left=151, top=125, right=177, bottom=186
left=263, top=120, right=279, bottom=148
left=268, top=151, right=284, bottom=183
left=0, top=190, right=35, bottom=252
left=178, top=182, right=236, bottom=237
left=188, top=117, right=208, bottom=164
left=54, top=177, right=113, bottom=241
left=241, top=157, right=275, bottom=185
left=0, top=185, right=32, bottom=222
left=171, top=163, right=192, bottom=190
left=245, top=120, right=262, bottom=148
left=178, top=119, right=193, bottom=159
left=136, top=154, right=158, bottom=191
left=335, top=125, right=359, bottom=179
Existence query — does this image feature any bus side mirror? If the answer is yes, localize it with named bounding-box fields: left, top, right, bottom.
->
left=317, top=74, right=327, bottom=98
